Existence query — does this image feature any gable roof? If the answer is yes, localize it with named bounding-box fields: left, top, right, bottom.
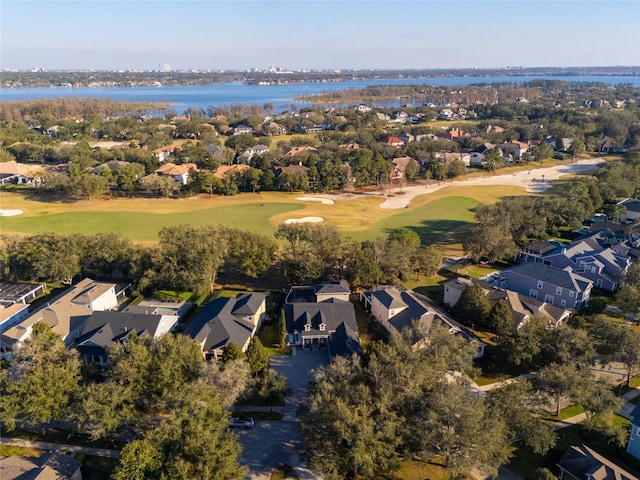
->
left=0, top=451, right=82, bottom=480
left=283, top=146, right=318, bottom=157
left=370, top=286, right=435, bottom=332
left=502, top=262, right=592, bottom=293
left=155, top=163, right=196, bottom=176
left=314, top=279, right=350, bottom=296
left=184, top=293, right=265, bottom=352
left=213, top=164, right=249, bottom=179
left=557, top=444, right=638, bottom=480
left=0, top=160, right=46, bottom=178
left=75, top=310, right=170, bottom=356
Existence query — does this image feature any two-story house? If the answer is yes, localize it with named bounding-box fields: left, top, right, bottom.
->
left=285, top=280, right=361, bottom=357
left=184, top=293, right=267, bottom=360
left=497, top=263, right=593, bottom=311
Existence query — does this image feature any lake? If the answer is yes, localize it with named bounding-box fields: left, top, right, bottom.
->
left=1, top=75, right=638, bottom=112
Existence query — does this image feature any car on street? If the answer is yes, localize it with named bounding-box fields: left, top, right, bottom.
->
left=229, top=416, right=255, bottom=429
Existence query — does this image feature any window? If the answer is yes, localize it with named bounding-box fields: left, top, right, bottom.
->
left=556, top=286, right=562, bottom=295
left=319, top=323, right=326, bottom=332
left=569, top=291, right=574, bottom=297
left=544, top=294, right=554, bottom=304
left=304, top=324, right=311, bottom=332
left=560, top=299, right=566, bottom=307
left=596, top=279, right=603, bottom=287
left=537, top=280, right=544, bottom=289
left=529, top=289, right=538, bottom=299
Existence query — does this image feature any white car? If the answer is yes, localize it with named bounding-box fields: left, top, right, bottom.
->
left=229, top=416, right=255, bottom=429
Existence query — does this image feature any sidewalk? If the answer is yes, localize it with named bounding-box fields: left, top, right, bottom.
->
left=0, top=437, right=121, bottom=458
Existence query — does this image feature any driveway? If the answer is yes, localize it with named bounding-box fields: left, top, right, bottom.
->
left=238, top=351, right=328, bottom=480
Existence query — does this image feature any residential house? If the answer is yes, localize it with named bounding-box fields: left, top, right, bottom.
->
left=0, top=304, right=30, bottom=333
left=557, top=444, right=637, bottom=480
left=263, top=121, right=288, bottom=136
left=628, top=404, right=640, bottom=461
left=184, top=293, right=267, bottom=360
left=375, top=112, right=391, bottom=122
left=362, top=285, right=484, bottom=357
left=90, top=160, right=132, bottom=175
left=283, top=146, right=318, bottom=157
left=214, top=164, right=250, bottom=180
left=298, top=120, right=323, bottom=133
left=0, top=451, right=83, bottom=480
left=233, top=124, right=254, bottom=135
left=497, top=262, right=593, bottom=310
left=0, top=160, right=45, bottom=185
left=154, top=162, right=197, bottom=186
left=519, top=232, right=631, bottom=291
left=240, top=144, right=269, bottom=162
left=0, top=279, right=125, bottom=358
left=285, top=280, right=361, bottom=357
left=501, top=140, right=529, bottom=159
left=205, top=144, right=224, bottom=155
left=443, top=277, right=571, bottom=329
left=477, top=124, right=505, bottom=134
left=390, top=156, right=416, bottom=181
left=600, top=136, right=621, bottom=153
left=355, top=104, right=372, bottom=113
left=618, top=198, right=640, bottom=223
left=436, top=128, right=465, bottom=142
left=391, top=111, right=410, bottom=124
left=433, top=152, right=471, bottom=166
left=151, top=145, right=178, bottom=162
left=469, top=152, right=486, bottom=166
left=381, top=136, right=405, bottom=147
left=439, top=108, right=454, bottom=120
left=272, top=163, right=311, bottom=189
left=75, top=310, right=178, bottom=366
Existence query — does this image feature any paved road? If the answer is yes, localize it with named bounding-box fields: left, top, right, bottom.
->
left=238, top=351, right=328, bottom=480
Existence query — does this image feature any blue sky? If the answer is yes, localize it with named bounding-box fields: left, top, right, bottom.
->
left=1, top=0, right=639, bottom=71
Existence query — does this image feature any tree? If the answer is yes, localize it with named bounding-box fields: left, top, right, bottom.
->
left=533, top=363, right=582, bottom=417
left=111, top=439, right=163, bottom=480
left=158, top=225, right=229, bottom=294
left=0, top=323, right=81, bottom=431
left=453, top=284, right=490, bottom=328
left=199, top=359, right=250, bottom=407
left=245, top=336, right=269, bottom=375
left=412, top=245, right=443, bottom=279
left=499, top=316, right=549, bottom=369
left=222, top=342, right=244, bottom=363
left=278, top=309, right=288, bottom=348
left=75, top=381, right=138, bottom=440
left=486, top=381, right=556, bottom=455
left=484, top=147, right=502, bottom=172
left=487, top=299, right=515, bottom=336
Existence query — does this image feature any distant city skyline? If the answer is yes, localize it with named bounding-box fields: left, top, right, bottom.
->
left=1, top=0, right=639, bottom=72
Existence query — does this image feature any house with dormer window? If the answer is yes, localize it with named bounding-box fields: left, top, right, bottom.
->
left=284, top=280, right=361, bottom=358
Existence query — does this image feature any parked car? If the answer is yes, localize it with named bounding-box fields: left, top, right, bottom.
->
left=229, top=416, right=254, bottom=429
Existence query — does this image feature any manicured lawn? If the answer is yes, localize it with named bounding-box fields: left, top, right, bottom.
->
left=0, top=183, right=525, bottom=250
left=559, top=404, right=584, bottom=419
left=0, top=444, right=44, bottom=457
left=376, top=459, right=452, bottom=480
left=259, top=321, right=291, bottom=356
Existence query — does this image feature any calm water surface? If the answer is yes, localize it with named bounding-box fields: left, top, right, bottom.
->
left=1, top=75, right=638, bottom=112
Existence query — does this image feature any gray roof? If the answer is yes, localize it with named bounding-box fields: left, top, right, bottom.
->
left=75, top=310, right=166, bottom=357
left=557, top=444, right=637, bottom=480
left=314, top=279, right=350, bottom=296
left=371, top=287, right=434, bottom=331
left=0, top=451, right=82, bottom=480
left=502, top=262, right=592, bottom=292
left=286, top=299, right=357, bottom=336
left=620, top=198, right=640, bottom=213
left=184, top=293, right=263, bottom=352
left=631, top=403, right=640, bottom=426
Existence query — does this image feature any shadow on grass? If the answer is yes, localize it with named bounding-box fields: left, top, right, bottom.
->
left=383, top=219, right=469, bottom=246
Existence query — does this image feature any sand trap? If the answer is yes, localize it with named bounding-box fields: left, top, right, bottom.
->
left=284, top=216, right=325, bottom=224
left=0, top=209, right=24, bottom=216
left=295, top=196, right=335, bottom=205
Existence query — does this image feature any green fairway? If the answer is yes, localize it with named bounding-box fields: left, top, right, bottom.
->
left=346, top=196, right=479, bottom=244
left=0, top=202, right=305, bottom=242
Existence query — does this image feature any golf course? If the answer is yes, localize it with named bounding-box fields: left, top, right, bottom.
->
left=0, top=158, right=606, bottom=253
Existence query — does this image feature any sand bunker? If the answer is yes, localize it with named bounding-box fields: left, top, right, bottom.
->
left=295, top=196, right=335, bottom=205
left=0, top=209, right=24, bottom=217
left=284, top=216, right=325, bottom=224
